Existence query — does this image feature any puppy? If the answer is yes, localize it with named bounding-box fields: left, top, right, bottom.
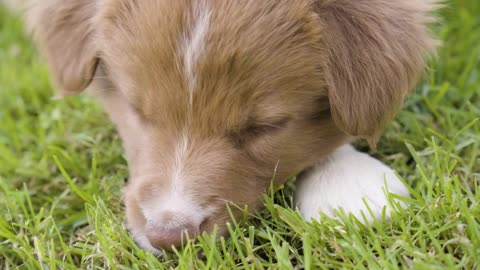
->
left=8, top=0, right=436, bottom=253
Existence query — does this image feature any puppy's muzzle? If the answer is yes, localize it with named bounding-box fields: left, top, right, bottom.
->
left=145, top=211, right=201, bottom=249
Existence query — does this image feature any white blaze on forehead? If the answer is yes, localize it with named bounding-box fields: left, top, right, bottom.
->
left=139, top=0, right=213, bottom=236
left=183, top=0, right=212, bottom=105
left=172, top=133, right=189, bottom=193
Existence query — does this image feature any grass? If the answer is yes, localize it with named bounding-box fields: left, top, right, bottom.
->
left=0, top=1, right=479, bottom=269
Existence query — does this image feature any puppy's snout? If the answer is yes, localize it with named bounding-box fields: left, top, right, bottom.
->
left=145, top=212, right=200, bottom=249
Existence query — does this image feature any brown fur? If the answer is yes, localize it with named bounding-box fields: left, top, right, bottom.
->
left=315, top=0, right=438, bottom=142
left=25, top=0, right=98, bottom=94
left=23, top=0, right=437, bottom=248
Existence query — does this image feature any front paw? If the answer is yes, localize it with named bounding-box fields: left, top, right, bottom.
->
left=294, top=145, right=409, bottom=223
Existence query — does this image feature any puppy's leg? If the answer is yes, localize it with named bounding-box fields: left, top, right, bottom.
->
left=294, top=145, right=409, bottom=223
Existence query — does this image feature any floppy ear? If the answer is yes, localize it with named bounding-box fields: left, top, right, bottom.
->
left=316, top=0, right=438, bottom=142
left=26, top=0, right=98, bottom=95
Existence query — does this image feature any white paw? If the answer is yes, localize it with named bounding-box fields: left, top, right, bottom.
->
left=294, top=145, right=409, bottom=223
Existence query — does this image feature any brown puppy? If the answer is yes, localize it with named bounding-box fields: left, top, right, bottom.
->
left=16, top=0, right=436, bottom=253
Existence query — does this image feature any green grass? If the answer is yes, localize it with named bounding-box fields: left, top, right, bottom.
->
left=0, top=1, right=479, bottom=269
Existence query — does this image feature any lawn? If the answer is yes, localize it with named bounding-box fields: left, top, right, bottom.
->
left=0, top=1, right=479, bottom=269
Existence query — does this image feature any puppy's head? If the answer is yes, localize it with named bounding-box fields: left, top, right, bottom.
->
left=28, top=0, right=436, bottom=252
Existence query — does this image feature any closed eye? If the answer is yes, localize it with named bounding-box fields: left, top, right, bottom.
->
left=92, top=60, right=114, bottom=89
left=227, top=117, right=291, bottom=147
left=244, top=119, right=290, bottom=135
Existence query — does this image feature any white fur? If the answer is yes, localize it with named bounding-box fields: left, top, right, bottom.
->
left=183, top=1, right=211, bottom=105
left=140, top=134, right=205, bottom=228
left=141, top=196, right=205, bottom=230
left=295, top=144, right=409, bottom=223
left=172, top=134, right=189, bottom=191
left=138, top=190, right=206, bottom=254
left=145, top=0, right=213, bottom=231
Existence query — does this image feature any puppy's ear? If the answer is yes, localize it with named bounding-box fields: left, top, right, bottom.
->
left=316, top=0, right=438, bottom=143
left=26, top=0, right=98, bottom=95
